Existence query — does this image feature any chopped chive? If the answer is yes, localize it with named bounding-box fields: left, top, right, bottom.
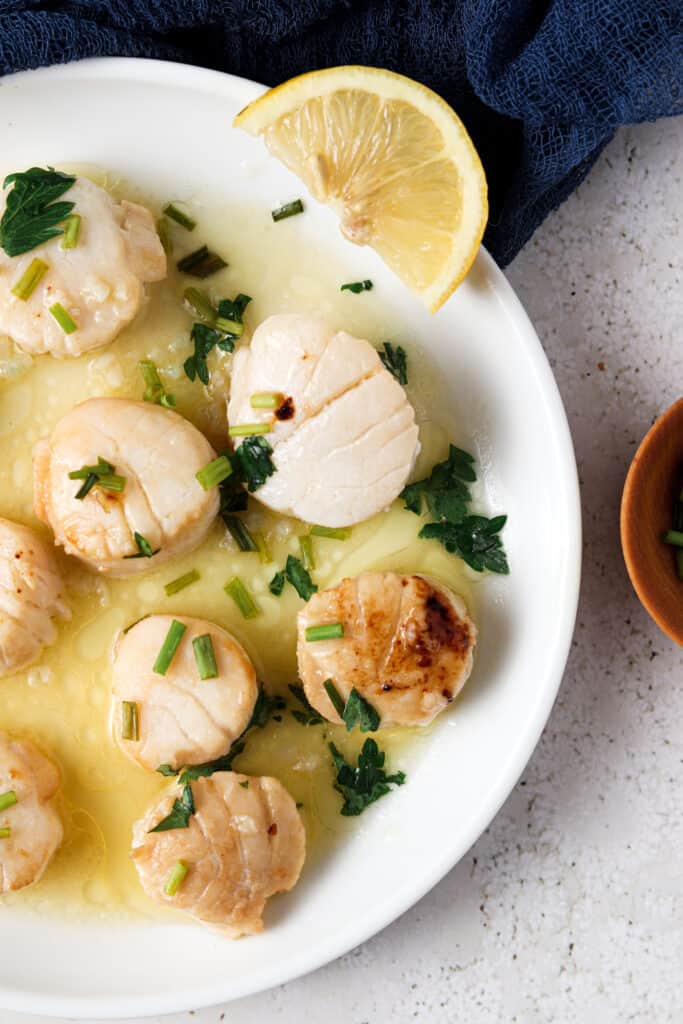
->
left=121, top=701, right=139, bottom=741
left=0, top=827, right=10, bottom=839
left=75, top=472, right=98, bottom=500
left=157, top=217, right=172, bottom=254
left=60, top=214, right=81, bottom=250
left=305, top=622, right=344, bottom=642
left=324, top=679, right=346, bottom=718
left=164, top=569, right=200, bottom=596
left=163, top=203, right=196, bottom=232
left=177, top=246, right=228, bottom=278
left=183, top=287, right=217, bottom=324
left=228, top=423, right=272, bottom=437
left=663, top=529, right=683, bottom=548
left=341, top=279, right=373, bottom=294
left=272, top=199, right=304, bottom=222
left=250, top=392, right=283, bottom=410
left=49, top=302, right=77, bottom=334
left=164, top=859, right=189, bottom=896
left=139, top=359, right=175, bottom=407
left=0, top=791, right=18, bottom=813
left=310, top=525, right=351, bottom=540
left=253, top=532, right=272, bottom=564
left=214, top=316, right=244, bottom=336
left=123, top=531, right=158, bottom=559
left=196, top=455, right=233, bottom=490
left=153, top=619, right=187, bottom=675
left=11, top=258, right=48, bottom=300
left=97, top=473, right=127, bottom=493
left=225, top=577, right=260, bottom=619
left=299, top=534, right=315, bottom=571
left=69, top=457, right=114, bottom=480
left=193, top=634, right=218, bottom=680
left=224, top=515, right=258, bottom=552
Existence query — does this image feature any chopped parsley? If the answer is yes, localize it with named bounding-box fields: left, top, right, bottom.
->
left=231, top=435, right=276, bottom=492
left=0, top=167, right=76, bottom=257
left=402, top=444, right=475, bottom=522
left=183, top=293, right=251, bottom=384
left=329, top=739, right=405, bottom=817
left=148, top=781, right=195, bottom=833
left=343, top=688, right=381, bottom=732
left=268, top=555, right=317, bottom=600
left=378, top=342, right=408, bottom=385
left=341, top=279, right=373, bottom=294
left=420, top=516, right=509, bottom=574
left=269, top=570, right=286, bottom=596
left=288, top=683, right=324, bottom=726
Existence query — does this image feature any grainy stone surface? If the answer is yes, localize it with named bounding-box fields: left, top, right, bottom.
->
left=9, top=115, right=683, bottom=1024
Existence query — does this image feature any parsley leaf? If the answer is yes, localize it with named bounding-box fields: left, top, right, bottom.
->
left=231, top=435, right=276, bottom=492
left=379, top=342, right=408, bottom=385
left=402, top=444, right=475, bottom=522
left=420, top=515, right=509, bottom=574
left=0, top=167, right=76, bottom=257
left=179, top=743, right=246, bottom=784
left=341, top=279, right=373, bottom=294
left=148, top=781, right=195, bottom=833
left=288, top=683, right=324, bottom=726
left=183, top=293, right=251, bottom=384
left=248, top=688, right=286, bottom=730
left=269, top=570, right=286, bottom=596
left=218, top=293, right=251, bottom=320
left=285, top=554, right=317, bottom=600
left=343, top=688, right=381, bottom=732
left=329, top=739, right=405, bottom=816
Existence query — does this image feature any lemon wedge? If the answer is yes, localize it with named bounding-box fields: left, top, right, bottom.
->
left=234, top=66, right=488, bottom=312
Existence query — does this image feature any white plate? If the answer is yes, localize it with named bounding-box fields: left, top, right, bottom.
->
left=0, top=59, right=581, bottom=1019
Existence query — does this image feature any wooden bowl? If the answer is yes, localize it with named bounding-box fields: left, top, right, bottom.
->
left=621, top=397, right=683, bottom=645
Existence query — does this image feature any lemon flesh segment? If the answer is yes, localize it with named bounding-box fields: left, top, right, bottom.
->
left=235, top=69, right=488, bottom=312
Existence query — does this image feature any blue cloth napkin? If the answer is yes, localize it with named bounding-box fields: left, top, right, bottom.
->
left=1, top=1, right=681, bottom=266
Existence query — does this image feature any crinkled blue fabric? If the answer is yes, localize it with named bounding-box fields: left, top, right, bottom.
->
left=1, top=1, right=681, bottom=265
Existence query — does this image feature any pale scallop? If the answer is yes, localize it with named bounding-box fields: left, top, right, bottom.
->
left=0, top=517, right=69, bottom=677
left=112, top=615, right=258, bottom=772
left=131, top=772, right=305, bottom=937
left=0, top=176, right=166, bottom=357
left=33, top=398, right=219, bottom=576
left=297, top=572, right=476, bottom=728
left=227, top=314, right=419, bottom=526
left=0, top=732, right=63, bottom=893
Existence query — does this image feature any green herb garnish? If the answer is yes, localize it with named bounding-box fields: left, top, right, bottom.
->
left=228, top=423, right=272, bottom=437
left=286, top=554, right=317, bottom=600
left=11, top=257, right=48, bottom=300
left=420, top=516, right=509, bottom=574
left=177, top=245, right=227, bottom=278
left=240, top=780, right=249, bottom=788
left=124, top=531, right=159, bottom=559
left=0, top=791, right=18, bottom=813
left=250, top=392, right=283, bottom=410
left=402, top=444, right=475, bottom=522
left=164, top=569, right=200, bottom=596
left=153, top=619, right=187, bottom=675
left=224, top=515, right=258, bottom=552
left=0, top=167, right=75, bottom=257
left=248, top=688, right=287, bottom=730
left=164, top=859, right=189, bottom=895
left=196, top=455, right=233, bottom=491
left=231, top=435, right=276, bottom=492
left=299, top=535, right=315, bottom=571
left=343, top=688, right=381, bottom=732
left=329, top=739, right=405, bottom=816
left=121, top=701, right=139, bottom=741
left=341, top=279, right=373, bottom=294
left=224, top=576, right=260, bottom=619
left=323, top=679, right=346, bottom=718
left=310, top=525, right=351, bottom=540
left=253, top=532, right=272, bottom=564
left=163, top=203, right=196, bottom=231
left=306, top=622, right=344, bottom=642
left=192, top=634, right=218, bottom=680
left=69, top=456, right=125, bottom=500
left=60, top=213, right=81, bottom=250
left=139, top=360, right=176, bottom=408
left=149, top=781, right=195, bottom=833
left=289, top=683, right=324, bottom=726
left=0, top=828, right=10, bottom=839
left=269, top=570, right=286, bottom=596
left=379, top=342, right=408, bottom=384
left=49, top=302, right=77, bottom=334
left=272, top=199, right=304, bottom=222
left=183, top=293, right=250, bottom=384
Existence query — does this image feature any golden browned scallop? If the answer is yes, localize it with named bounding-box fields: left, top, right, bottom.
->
left=112, top=615, right=258, bottom=772
left=0, top=732, right=63, bottom=892
left=131, top=772, right=305, bottom=937
left=33, top=398, right=219, bottom=576
left=297, top=572, right=476, bottom=728
left=0, top=176, right=166, bottom=358
left=0, top=517, right=69, bottom=677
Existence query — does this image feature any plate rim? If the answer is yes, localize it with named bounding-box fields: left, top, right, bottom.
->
left=0, top=56, right=582, bottom=1020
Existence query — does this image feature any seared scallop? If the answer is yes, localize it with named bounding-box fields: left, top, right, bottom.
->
left=0, top=176, right=166, bottom=358
left=33, top=398, right=219, bottom=576
left=112, top=615, right=258, bottom=772
left=131, top=772, right=305, bottom=937
left=227, top=314, right=419, bottom=526
left=0, top=732, right=63, bottom=892
left=0, top=517, right=69, bottom=677
left=297, top=572, right=476, bottom=728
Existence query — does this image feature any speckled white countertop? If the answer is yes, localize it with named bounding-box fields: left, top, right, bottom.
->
left=8, top=115, right=683, bottom=1024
